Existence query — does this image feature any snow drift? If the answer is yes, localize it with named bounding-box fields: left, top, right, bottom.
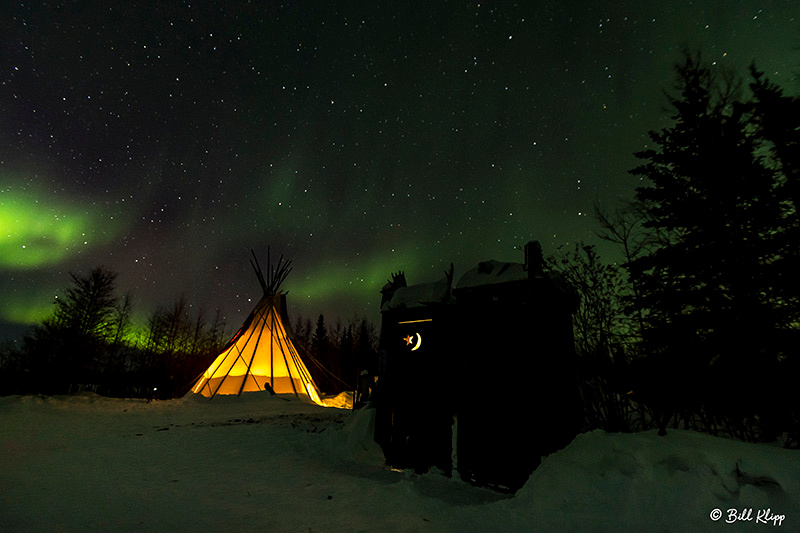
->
left=1, top=393, right=797, bottom=531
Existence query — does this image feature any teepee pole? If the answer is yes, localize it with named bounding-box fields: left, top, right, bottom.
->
left=250, top=249, right=268, bottom=294
left=280, top=316, right=312, bottom=395
left=207, top=346, right=234, bottom=399
left=211, top=322, right=252, bottom=398
left=269, top=303, right=275, bottom=390
left=193, top=248, right=322, bottom=403
left=273, top=309, right=300, bottom=398
left=238, top=301, right=267, bottom=396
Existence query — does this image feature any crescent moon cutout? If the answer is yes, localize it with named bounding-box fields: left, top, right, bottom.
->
left=411, top=332, right=422, bottom=351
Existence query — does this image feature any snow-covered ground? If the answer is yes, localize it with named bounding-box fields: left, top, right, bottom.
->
left=1, top=393, right=798, bottom=532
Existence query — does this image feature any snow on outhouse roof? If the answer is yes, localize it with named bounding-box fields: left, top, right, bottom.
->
left=455, top=260, right=528, bottom=290
left=381, top=276, right=451, bottom=311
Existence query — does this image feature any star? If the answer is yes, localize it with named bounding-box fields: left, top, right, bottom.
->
left=0, top=1, right=796, bottom=342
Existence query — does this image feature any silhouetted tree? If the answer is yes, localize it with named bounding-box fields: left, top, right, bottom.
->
left=53, top=267, right=120, bottom=339
left=290, top=312, right=377, bottom=397
left=292, top=314, right=310, bottom=351
left=629, top=52, right=793, bottom=440
left=550, top=244, right=640, bottom=432
left=139, top=296, right=226, bottom=397
left=103, top=291, right=135, bottom=389
left=354, top=318, right=378, bottom=374
left=307, top=314, right=335, bottom=392
left=21, top=266, right=122, bottom=393
left=206, top=308, right=228, bottom=353
left=749, top=65, right=800, bottom=347
left=338, top=324, right=355, bottom=392
left=747, top=65, right=800, bottom=444
left=0, top=340, right=25, bottom=394
left=594, top=202, right=656, bottom=345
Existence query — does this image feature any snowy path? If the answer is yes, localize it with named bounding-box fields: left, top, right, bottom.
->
left=1, top=393, right=798, bottom=532
left=0, top=394, right=503, bottom=532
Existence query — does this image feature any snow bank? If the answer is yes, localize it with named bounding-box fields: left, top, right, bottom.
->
left=493, top=429, right=798, bottom=531
left=1, top=394, right=798, bottom=532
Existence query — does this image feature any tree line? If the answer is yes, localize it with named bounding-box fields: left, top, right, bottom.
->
left=551, top=52, right=799, bottom=447
left=0, top=268, right=229, bottom=398
left=290, top=313, right=378, bottom=396
left=0, top=267, right=378, bottom=399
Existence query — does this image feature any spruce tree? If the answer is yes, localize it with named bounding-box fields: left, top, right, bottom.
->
left=628, top=53, right=785, bottom=436
left=312, top=314, right=329, bottom=356
left=749, top=66, right=800, bottom=337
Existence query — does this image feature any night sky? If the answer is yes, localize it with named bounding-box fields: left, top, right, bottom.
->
left=2, top=2, right=798, bottom=340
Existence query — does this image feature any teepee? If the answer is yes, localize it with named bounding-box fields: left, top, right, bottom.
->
left=190, top=250, right=323, bottom=405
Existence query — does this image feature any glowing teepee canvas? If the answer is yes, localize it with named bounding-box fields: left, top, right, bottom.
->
left=191, top=250, right=323, bottom=405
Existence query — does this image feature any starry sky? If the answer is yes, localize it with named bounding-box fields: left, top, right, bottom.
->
left=1, top=1, right=798, bottom=340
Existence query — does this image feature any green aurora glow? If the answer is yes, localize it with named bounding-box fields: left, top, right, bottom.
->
left=1, top=187, right=124, bottom=269
left=1, top=2, right=798, bottom=340
left=0, top=288, right=56, bottom=326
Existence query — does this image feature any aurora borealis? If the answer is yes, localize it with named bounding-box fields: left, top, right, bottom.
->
left=1, top=2, right=798, bottom=340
